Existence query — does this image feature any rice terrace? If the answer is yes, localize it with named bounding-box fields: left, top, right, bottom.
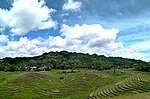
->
left=0, top=69, right=150, bottom=99
left=0, top=0, right=150, bottom=99
left=0, top=51, right=150, bottom=99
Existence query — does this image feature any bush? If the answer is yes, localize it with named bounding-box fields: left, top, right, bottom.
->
left=59, top=76, right=64, bottom=79
left=4, top=66, right=15, bottom=72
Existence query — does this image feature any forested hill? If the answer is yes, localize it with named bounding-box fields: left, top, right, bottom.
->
left=0, top=51, right=149, bottom=72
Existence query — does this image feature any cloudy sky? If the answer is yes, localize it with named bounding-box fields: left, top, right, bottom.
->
left=0, top=0, right=150, bottom=61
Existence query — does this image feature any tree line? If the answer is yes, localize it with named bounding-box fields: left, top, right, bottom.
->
left=0, top=51, right=149, bottom=72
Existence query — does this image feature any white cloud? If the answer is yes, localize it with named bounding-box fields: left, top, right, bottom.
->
left=0, top=36, right=60, bottom=58
left=123, top=40, right=150, bottom=61
left=116, top=49, right=149, bottom=62
left=37, top=24, right=123, bottom=57
left=62, top=0, right=82, bottom=12
left=0, top=48, right=4, bottom=53
left=61, top=24, right=121, bottom=49
left=0, top=0, right=57, bottom=35
left=0, top=23, right=149, bottom=62
left=61, top=13, right=69, bottom=17
left=0, top=34, right=9, bottom=43
left=59, top=24, right=149, bottom=61
left=4, top=37, right=48, bottom=58
left=46, top=36, right=66, bottom=48
left=130, top=40, right=150, bottom=51
left=0, top=9, right=10, bottom=31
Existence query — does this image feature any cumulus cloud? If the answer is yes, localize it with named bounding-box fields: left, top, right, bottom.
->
left=0, top=9, right=10, bottom=31
left=0, top=34, right=9, bottom=43
left=0, top=36, right=65, bottom=58
left=0, top=23, right=148, bottom=62
left=114, top=47, right=149, bottom=62
left=44, top=24, right=124, bottom=56
left=130, top=40, right=150, bottom=51
left=0, top=48, right=4, bottom=53
left=0, top=0, right=57, bottom=35
left=59, top=24, right=147, bottom=61
left=61, top=24, right=122, bottom=49
left=47, top=36, right=66, bottom=47
left=62, top=0, right=82, bottom=12
left=3, top=37, right=48, bottom=58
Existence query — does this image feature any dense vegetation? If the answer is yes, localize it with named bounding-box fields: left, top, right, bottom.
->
left=0, top=51, right=149, bottom=72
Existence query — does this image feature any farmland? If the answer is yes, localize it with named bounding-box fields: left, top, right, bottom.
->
left=0, top=69, right=150, bottom=99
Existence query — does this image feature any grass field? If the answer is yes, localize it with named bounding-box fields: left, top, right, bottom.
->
left=0, top=69, right=150, bottom=99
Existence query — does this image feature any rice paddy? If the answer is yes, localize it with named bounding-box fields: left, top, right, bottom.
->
left=0, top=69, right=149, bottom=99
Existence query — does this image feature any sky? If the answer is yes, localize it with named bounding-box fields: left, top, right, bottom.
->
left=0, top=0, right=150, bottom=61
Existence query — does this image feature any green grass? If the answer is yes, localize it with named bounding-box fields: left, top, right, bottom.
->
left=0, top=69, right=149, bottom=99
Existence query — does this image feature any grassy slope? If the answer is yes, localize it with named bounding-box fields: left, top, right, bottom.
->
left=109, top=71, right=150, bottom=99
left=0, top=69, right=149, bottom=99
left=108, top=92, right=150, bottom=99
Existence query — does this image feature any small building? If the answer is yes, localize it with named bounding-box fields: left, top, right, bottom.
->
left=39, top=66, right=47, bottom=71
left=30, top=66, right=37, bottom=71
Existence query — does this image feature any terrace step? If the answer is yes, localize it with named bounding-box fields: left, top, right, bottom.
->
left=89, top=75, right=150, bottom=99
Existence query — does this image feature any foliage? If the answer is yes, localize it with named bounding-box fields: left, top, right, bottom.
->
left=0, top=51, right=149, bottom=72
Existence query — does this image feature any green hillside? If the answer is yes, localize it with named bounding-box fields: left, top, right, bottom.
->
left=0, top=51, right=150, bottom=72
left=0, top=51, right=150, bottom=98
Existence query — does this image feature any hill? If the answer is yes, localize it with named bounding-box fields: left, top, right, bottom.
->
left=0, top=51, right=150, bottom=72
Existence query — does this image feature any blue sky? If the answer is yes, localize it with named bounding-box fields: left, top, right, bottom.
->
left=0, top=0, right=150, bottom=61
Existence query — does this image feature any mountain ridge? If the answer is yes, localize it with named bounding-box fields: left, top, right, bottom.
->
left=0, top=51, right=149, bottom=72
